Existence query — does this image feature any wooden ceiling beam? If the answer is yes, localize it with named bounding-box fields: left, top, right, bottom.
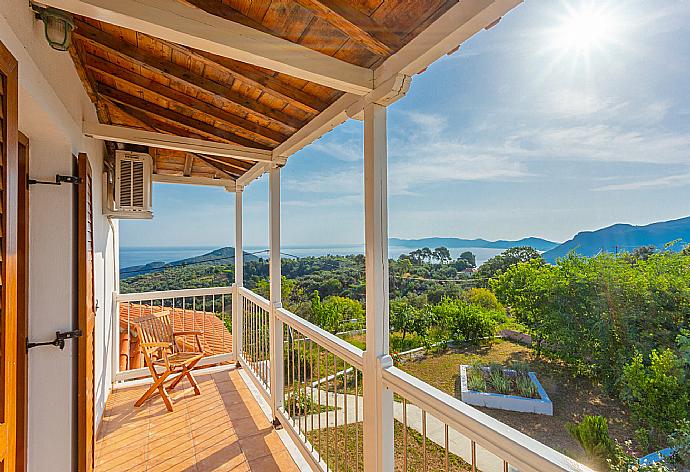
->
left=42, top=0, right=374, bottom=94
left=183, top=154, right=194, bottom=177
left=189, top=154, right=236, bottom=179
left=292, top=0, right=401, bottom=56
left=97, top=83, right=271, bottom=149
left=72, top=20, right=304, bottom=130
left=197, top=154, right=253, bottom=175
left=68, top=39, right=111, bottom=124
left=183, top=48, right=329, bottom=114
left=84, top=122, right=275, bottom=163
left=84, top=53, right=287, bottom=144
left=113, top=101, right=213, bottom=143
left=194, top=156, right=243, bottom=179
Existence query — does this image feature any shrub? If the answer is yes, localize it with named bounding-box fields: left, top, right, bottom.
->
left=669, top=419, right=690, bottom=467
left=310, top=292, right=364, bottom=333
left=464, top=287, right=503, bottom=311
left=565, top=415, right=617, bottom=469
left=284, top=391, right=325, bottom=416
left=620, top=350, right=689, bottom=448
left=430, top=298, right=498, bottom=342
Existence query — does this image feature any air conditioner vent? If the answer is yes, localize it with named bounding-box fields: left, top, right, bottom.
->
left=106, top=151, right=153, bottom=219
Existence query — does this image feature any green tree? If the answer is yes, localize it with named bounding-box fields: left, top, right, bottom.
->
left=390, top=299, right=425, bottom=342
left=475, top=246, right=543, bottom=287
left=433, top=246, right=452, bottom=264
left=621, top=350, right=689, bottom=448
left=310, top=291, right=364, bottom=333
left=463, top=287, right=503, bottom=311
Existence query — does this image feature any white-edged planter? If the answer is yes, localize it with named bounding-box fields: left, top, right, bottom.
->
left=459, top=365, right=553, bottom=416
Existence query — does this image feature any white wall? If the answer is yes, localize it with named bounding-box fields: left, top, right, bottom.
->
left=0, top=3, right=117, bottom=471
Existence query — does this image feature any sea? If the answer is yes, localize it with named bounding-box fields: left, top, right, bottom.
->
left=120, top=245, right=505, bottom=269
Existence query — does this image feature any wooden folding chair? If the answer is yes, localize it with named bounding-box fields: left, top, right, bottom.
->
left=133, top=311, right=205, bottom=412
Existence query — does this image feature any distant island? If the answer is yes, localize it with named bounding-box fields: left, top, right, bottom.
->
left=542, top=215, right=690, bottom=262
left=120, top=246, right=259, bottom=277
left=389, top=237, right=560, bottom=252
left=121, top=215, right=690, bottom=278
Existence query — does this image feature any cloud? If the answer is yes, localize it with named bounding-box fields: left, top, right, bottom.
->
left=309, top=139, right=362, bottom=162
left=595, top=171, right=690, bottom=191
left=505, top=124, right=690, bottom=164
left=284, top=168, right=363, bottom=195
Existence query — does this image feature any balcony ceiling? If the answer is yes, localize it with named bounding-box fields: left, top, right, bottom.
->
left=66, top=0, right=457, bottom=182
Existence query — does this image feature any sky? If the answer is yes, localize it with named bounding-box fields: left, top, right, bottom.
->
left=120, top=0, right=690, bottom=248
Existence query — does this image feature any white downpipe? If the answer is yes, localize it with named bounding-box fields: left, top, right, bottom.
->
left=268, top=166, right=285, bottom=420
left=362, top=102, right=395, bottom=472
left=233, top=186, right=244, bottom=358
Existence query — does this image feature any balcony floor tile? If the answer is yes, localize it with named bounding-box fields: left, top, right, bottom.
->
left=96, top=367, right=300, bottom=471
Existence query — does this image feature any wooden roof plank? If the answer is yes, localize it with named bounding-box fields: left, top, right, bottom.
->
left=189, top=49, right=329, bottom=113
left=97, top=83, right=271, bottom=149
left=72, top=20, right=306, bottom=130
left=42, top=0, right=374, bottom=94
left=85, top=53, right=288, bottom=144
left=292, top=0, right=401, bottom=56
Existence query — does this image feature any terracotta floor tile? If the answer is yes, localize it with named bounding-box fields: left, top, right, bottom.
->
left=238, top=430, right=285, bottom=462
left=95, top=367, right=298, bottom=472
left=248, top=451, right=300, bottom=472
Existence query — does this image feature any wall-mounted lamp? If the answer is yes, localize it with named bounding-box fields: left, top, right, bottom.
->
left=31, top=4, right=74, bottom=51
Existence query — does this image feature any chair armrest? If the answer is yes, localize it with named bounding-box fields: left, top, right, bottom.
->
left=173, top=331, right=203, bottom=336
left=141, top=342, right=172, bottom=348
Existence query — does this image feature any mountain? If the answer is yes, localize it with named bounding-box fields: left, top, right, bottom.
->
left=120, top=246, right=259, bottom=277
left=389, top=237, right=559, bottom=252
left=542, top=216, right=690, bottom=263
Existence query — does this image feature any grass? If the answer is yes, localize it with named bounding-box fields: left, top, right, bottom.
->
left=304, top=421, right=471, bottom=472
left=340, top=331, right=426, bottom=353
left=398, top=339, right=639, bottom=461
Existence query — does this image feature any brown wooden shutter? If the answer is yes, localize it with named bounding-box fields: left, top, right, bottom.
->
left=77, top=153, right=96, bottom=472
left=0, top=39, right=18, bottom=471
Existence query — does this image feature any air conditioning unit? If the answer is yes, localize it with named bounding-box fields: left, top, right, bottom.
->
left=103, top=151, right=153, bottom=219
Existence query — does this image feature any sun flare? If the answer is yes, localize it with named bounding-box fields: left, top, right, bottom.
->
left=554, top=5, right=619, bottom=53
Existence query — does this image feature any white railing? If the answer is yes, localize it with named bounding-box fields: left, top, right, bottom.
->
left=233, top=287, right=593, bottom=472
left=237, top=286, right=271, bottom=396
left=382, top=366, right=592, bottom=472
left=276, top=305, right=365, bottom=472
left=114, top=286, right=234, bottom=382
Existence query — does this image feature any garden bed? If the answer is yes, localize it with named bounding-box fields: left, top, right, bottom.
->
left=398, top=339, right=638, bottom=462
left=460, top=365, right=553, bottom=415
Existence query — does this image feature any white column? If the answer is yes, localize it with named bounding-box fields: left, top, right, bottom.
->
left=268, top=166, right=284, bottom=422
left=232, top=186, right=243, bottom=361
left=362, top=103, right=394, bottom=472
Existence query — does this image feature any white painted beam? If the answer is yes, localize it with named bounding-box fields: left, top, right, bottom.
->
left=272, top=1, right=520, bottom=161
left=43, top=0, right=373, bottom=94
left=362, top=103, right=394, bottom=472
left=83, top=122, right=273, bottom=163
left=375, top=0, right=522, bottom=84
left=268, top=166, right=284, bottom=420
left=232, top=187, right=244, bottom=358
left=153, top=174, right=235, bottom=188
left=236, top=162, right=270, bottom=188
left=272, top=74, right=411, bottom=159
